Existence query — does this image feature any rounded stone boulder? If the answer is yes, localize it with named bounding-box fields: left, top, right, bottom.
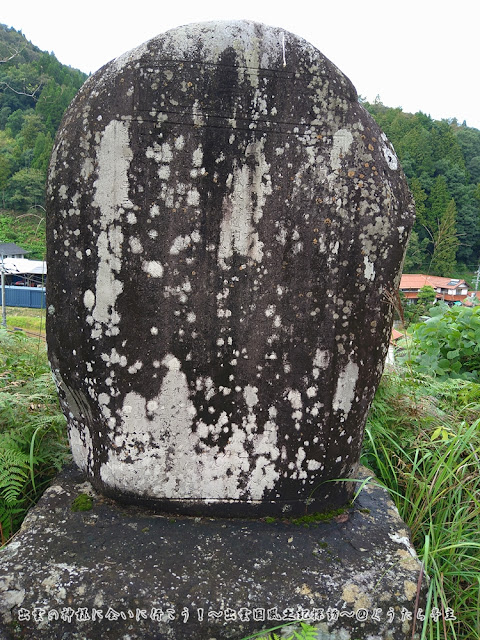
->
left=46, top=20, right=414, bottom=517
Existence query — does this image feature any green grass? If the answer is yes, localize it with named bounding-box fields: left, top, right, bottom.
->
left=4, top=307, right=46, bottom=336
left=363, top=368, right=480, bottom=640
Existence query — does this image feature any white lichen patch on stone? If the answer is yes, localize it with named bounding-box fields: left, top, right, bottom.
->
left=192, top=145, right=203, bottom=167
left=146, top=141, right=172, bottom=164
left=330, top=129, right=353, bottom=170
left=186, top=188, right=200, bottom=206
left=246, top=423, right=280, bottom=497
left=363, top=255, right=375, bottom=281
left=68, top=423, right=93, bottom=473
left=127, top=361, right=143, bottom=374
left=83, top=290, right=95, bottom=311
left=243, top=385, right=259, bottom=408
left=218, top=140, right=271, bottom=268
left=247, top=139, right=272, bottom=223
left=142, top=261, right=164, bottom=278
left=170, top=234, right=192, bottom=254
left=381, top=133, right=399, bottom=170
left=332, top=360, right=359, bottom=417
left=100, top=348, right=128, bottom=367
left=129, top=237, right=143, bottom=254
left=99, top=354, right=280, bottom=501
left=287, top=389, right=302, bottom=410
left=90, top=120, right=133, bottom=339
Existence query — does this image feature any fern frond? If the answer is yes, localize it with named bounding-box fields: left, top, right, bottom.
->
left=297, top=622, right=318, bottom=639
left=0, top=443, right=30, bottom=505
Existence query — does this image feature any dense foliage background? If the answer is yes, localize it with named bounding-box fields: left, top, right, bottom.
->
left=363, top=101, right=480, bottom=280
left=0, top=24, right=87, bottom=259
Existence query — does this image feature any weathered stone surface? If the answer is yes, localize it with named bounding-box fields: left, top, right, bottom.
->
left=0, top=464, right=426, bottom=639
left=46, top=21, right=415, bottom=516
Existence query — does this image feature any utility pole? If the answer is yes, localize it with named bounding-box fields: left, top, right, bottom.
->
left=475, top=263, right=480, bottom=293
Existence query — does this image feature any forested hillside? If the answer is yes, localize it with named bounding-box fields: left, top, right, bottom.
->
left=364, top=101, right=480, bottom=280
left=0, top=24, right=479, bottom=278
left=0, top=24, right=87, bottom=258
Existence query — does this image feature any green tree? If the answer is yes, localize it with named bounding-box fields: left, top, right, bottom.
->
left=410, top=177, right=428, bottom=226
left=8, top=167, right=45, bottom=210
left=397, top=124, right=434, bottom=178
left=36, top=80, right=78, bottom=135
left=403, top=230, right=429, bottom=272
left=427, top=175, right=451, bottom=231
left=18, top=111, right=45, bottom=150
left=430, top=199, right=459, bottom=276
left=430, top=120, right=465, bottom=169
left=0, top=129, right=17, bottom=206
left=0, top=154, right=10, bottom=207
left=466, top=156, right=480, bottom=183
left=4, top=108, right=26, bottom=137
left=0, top=106, right=11, bottom=128
left=400, top=285, right=437, bottom=326
left=455, top=192, right=480, bottom=265
left=0, top=26, right=87, bottom=225
left=31, top=131, right=53, bottom=174
left=417, top=285, right=436, bottom=306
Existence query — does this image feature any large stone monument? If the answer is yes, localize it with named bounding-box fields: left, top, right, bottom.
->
left=46, top=20, right=414, bottom=517
left=1, top=21, right=426, bottom=640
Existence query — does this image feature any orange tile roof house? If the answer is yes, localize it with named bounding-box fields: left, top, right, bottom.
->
left=390, top=328, right=404, bottom=343
left=400, top=274, right=469, bottom=303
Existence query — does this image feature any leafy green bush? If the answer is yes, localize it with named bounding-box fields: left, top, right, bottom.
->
left=0, top=328, right=69, bottom=543
left=400, top=303, right=480, bottom=380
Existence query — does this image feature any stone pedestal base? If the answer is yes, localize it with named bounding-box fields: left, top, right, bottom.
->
left=0, top=464, right=426, bottom=639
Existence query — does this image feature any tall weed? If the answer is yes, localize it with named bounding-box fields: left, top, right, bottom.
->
left=363, top=367, right=480, bottom=640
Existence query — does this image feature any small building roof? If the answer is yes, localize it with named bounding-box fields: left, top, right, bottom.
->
left=0, top=243, right=29, bottom=257
left=390, top=328, right=403, bottom=343
left=1, top=258, right=46, bottom=275
left=400, top=274, right=468, bottom=290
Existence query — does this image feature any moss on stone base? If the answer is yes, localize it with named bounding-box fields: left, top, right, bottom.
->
left=71, top=493, right=93, bottom=512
